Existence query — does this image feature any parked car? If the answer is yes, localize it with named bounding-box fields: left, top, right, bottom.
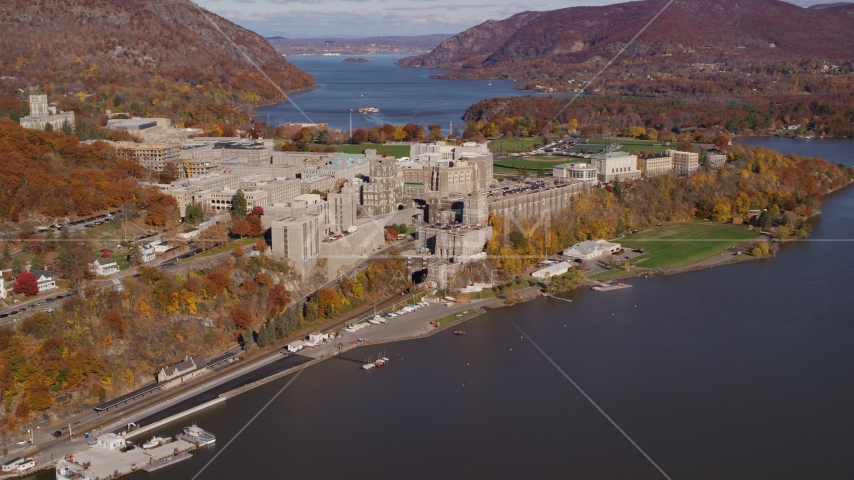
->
left=15, top=439, right=26, bottom=446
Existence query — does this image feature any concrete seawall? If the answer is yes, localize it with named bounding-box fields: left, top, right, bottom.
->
left=125, top=397, right=226, bottom=438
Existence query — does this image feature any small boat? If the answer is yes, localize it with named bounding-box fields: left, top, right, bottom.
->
left=373, top=359, right=385, bottom=367
left=362, top=363, right=375, bottom=370
left=453, top=331, right=465, bottom=335
left=182, top=425, right=215, bottom=446
left=142, top=436, right=164, bottom=449
left=358, top=107, right=379, bottom=114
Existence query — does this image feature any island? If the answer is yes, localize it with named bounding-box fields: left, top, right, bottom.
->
left=342, top=57, right=372, bottom=63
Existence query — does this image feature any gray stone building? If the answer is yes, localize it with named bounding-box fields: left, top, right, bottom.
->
left=19, top=95, right=75, bottom=131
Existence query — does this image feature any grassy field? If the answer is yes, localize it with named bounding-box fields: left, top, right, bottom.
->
left=619, top=223, right=761, bottom=269
left=489, top=136, right=544, bottom=153
left=309, top=144, right=411, bottom=158
left=584, top=137, right=672, bottom=155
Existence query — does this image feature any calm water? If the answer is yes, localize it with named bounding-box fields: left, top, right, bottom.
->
left=255, top=55, right=523, bottom=131
left=31, top=144, right=854, bottom=479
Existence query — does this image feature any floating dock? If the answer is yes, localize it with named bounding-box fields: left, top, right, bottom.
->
left=142, top=452, right=193, bottom=472
left=592, top=283, right=633, bottom=292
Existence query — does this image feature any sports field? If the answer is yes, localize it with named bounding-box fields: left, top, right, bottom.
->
left=619, top=223, right=760, bottom=269
left=584, top=137, right=672, bottom=154
left=489, top=136, right=544, bottom=153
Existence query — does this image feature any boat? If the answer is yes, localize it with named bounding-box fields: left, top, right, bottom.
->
left=488, top=80, right=492, bottom=86
left=362, top=363, right=375, bottom=370
left=454, top=331, right=465, bottom=335
left=358, top=107, right=379, bottom=114
left=142, top=436, right=165, bottom=449
left=182, top=425, right=215, bottom=446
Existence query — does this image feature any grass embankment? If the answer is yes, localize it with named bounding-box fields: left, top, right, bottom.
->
left=435, top=308, right=483, bottom=327
left=619, top=223, right=761, bottom=269
left=178, top=237, right=256, bottom=263
left=308, top=144, right=411, bottom=158
left=493, top=156, right=580, bottom=171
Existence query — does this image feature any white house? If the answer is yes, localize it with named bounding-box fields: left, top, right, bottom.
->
left=140, top=243, right=156, bottom=263
left=531, top=261, right=573, bottom=279
left=151, top=240, right=174, bottom=253
left=563, top=240, right=621, bottom=260
left=29, top=269, right=58, bottom=293
left=96, top=433, right=126, bottom=450
left=0, top=279, right=6, bottom=300
left=305, top=332, right=329, bottom=346
left=91, top=258, right=119, bottom=276
left=286, top=341, right=304, bottom=353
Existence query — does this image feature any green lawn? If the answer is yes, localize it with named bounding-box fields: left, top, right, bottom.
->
left=435, top=308, right=482, bottom=327
left=310, top=144, right=411, bottom=158
left=618, top=223, right=761, bottom=269
left=584, top=137, right=673, bottom=155
left=489, top=136, right=544, bottom=153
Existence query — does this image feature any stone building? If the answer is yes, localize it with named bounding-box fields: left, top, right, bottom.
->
left=114, top=143, right=181, bottom=173
left=707, top=150, right=727, bottom=168
left=638, top=153, right=674, bottom=178
left=300, top=175, right=335, bottom=194
left=19, top=95, right=75, bottom=131
left=590, top=152, right=642, bottom=183
left=417, top=224, right=492, bottom=264
left=552, top=162, right=599, bottom=184
left=667, top=149, right=700, bottom=175
left=362, top=157, right=403, bottom=215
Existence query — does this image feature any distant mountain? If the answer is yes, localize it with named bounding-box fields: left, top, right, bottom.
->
left=267, top=34, right=453, bottom=56
left=0, top=0, right=314, bottom=104
left=807, top=2, right=853, bottom=9
left=399, top=0, right=854, bottom=83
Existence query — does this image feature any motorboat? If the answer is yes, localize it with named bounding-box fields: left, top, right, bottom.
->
left=142, top=436, right=164, bottom=449
left=182, top=425, right=215, bottom=446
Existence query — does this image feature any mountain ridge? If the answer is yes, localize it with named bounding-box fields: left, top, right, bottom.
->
left=398, top=0, right=854, bottom=88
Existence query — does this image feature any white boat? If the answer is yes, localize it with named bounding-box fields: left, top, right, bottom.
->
left=142, top=436, right=164, bottom=449
left=368, top=319, right=382, bottom=325
left=182, top=425, right=215, bottom=446
left=362, top=363, right=375, bottom=370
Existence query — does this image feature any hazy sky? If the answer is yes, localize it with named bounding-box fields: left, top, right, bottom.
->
left=196, top=0, right=842, bottom=38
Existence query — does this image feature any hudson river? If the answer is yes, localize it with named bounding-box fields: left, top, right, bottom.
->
left=255, top=55, right=523, bottom=131
left=97, top=138, right=850, bottom=480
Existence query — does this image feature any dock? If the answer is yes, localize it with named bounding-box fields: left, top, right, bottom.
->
left=591, top=282, right=633, bottom=292
left=142, top=452, right=193, bottom=472
left=56, top=430, right=210, bottom=479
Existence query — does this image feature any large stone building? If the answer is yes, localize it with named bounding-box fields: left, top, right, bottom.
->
left=417, top=224, right=492, bottom=264
left=114, top=143, right=181, bottom=173
left=667, top=149, right=700, bottom=175
left=590, top=152, right=642, bottom=183
left=638, top=153, right=674, bottom=178
left=362, top=156, right=403, bottom=215
left=707, top=150, right=727, bottom=168
left=552, top=162, right=599, bottom=184
left=20, top=95, right=75, bottom=131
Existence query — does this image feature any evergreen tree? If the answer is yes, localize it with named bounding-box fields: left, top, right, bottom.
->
left=275, top=314, right=288, bottom=339
left=257, top=323, right=272, bottom=347
left=612, top=178, right=623, bottom=200
left=45, top=229, right=56, bottom=246
left=11, top=255, right=23, bottom=275
left=61, top=120, right=73, bottom=135
left=128, top=244, right=144, bottom=266
left=243, top=327, right=254, bottom=351
left=30, top=255, right=44, bottom=270
left=44, top=122, right=54, bottom=132
left=59, top=225, right=71, bottom=241
left=74, top=121, right=87, bottom=139
left=231, top=189, right=248, bottom=219
left=1, top=242, right=10, bottom=266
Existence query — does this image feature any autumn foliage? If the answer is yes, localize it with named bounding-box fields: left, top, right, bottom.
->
left=13, top=271, right=39, bottom=296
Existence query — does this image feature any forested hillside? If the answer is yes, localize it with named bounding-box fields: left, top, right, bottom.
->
left=0, top=119, right=177, bottom=224
left=0, top=0, right=315, bottom=132
left=399, top=0, right=854, bottom=96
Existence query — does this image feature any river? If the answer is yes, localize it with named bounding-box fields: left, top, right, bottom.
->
left=255, top=55, right=523, bottom=131
left=29, top=138, right=854, bottom=479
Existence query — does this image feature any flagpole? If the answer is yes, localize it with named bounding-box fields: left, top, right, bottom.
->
left=349, top=109, right=353, bottom=144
